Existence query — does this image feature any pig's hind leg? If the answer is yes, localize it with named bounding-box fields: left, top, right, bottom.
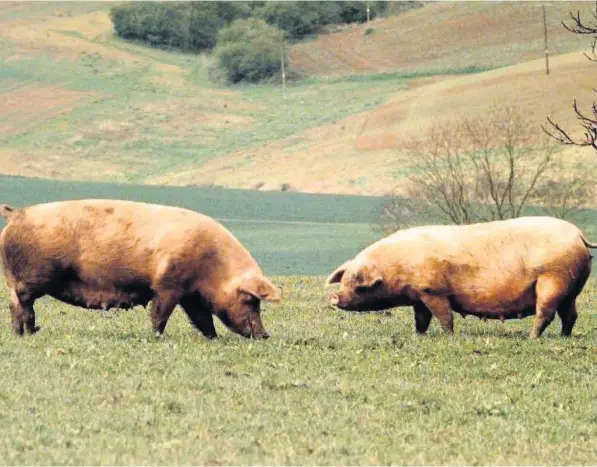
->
left=557, top=298, right=577, bottom=337
left=557, top=261, right=589, bottom=337
left=531, top=275, right=567, bottom=338
left=9, top=286, right=39, bottom=336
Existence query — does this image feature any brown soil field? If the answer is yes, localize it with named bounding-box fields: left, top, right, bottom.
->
left=0, top=84, right=95, bottom=137
left=153, top=51, right=597, bottom=195
left=2, top=2, right=597, bottom=196
left=290, top=2, right=592, bottom=77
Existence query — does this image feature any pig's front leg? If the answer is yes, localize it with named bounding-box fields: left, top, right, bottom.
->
left=413, top=301, right=433, bottom=334
left=180, top=296, right=218, bottom=339
left=419, top=295, right=454, bottom=334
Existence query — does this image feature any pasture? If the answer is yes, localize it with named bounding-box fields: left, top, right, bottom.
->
left=3, top=2, right=597, bottom=464
left=2, top=177, right=597, bottom=464
left=1, top=276, right=597, bottom=465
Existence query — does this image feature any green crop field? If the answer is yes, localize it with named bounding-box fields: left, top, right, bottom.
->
left=0, top=175, right=385, bottom=276
left=3, top=174, right=597, bottom=277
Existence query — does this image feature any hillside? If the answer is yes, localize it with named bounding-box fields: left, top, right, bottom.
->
left=0, top=1, right=596, bottom=195
left=290, top=1, right=590, bottom=76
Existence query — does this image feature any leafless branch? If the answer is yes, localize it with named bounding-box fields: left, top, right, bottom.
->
left=545, top=3, right=597, bottom=147
left=378, top=106, right=595, bottom=234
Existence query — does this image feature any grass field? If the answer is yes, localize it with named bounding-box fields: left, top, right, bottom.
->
left=1, top=276, right=597, bottom=465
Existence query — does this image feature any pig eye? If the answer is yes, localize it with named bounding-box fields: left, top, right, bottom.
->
left=355, top=281, right=381, bottom=294
left=241, top=292, right=259, bottom=304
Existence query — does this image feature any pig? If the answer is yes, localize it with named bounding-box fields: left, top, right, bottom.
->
left=326, top=217, right=597, bottom=338
left=0, top=200, right=280, bottom=339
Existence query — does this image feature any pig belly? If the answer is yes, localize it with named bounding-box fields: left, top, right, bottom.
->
left=448, top=284, right=537, bottom=320
left=50, top=279, right=154, bottom=310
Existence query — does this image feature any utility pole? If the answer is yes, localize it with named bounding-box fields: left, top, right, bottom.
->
left=280, top=44, right=287, bottom=100
left=543, top=3, right=550, bottom=75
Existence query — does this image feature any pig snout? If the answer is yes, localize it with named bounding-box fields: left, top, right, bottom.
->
left=247, top=313, right=270, bottom=340
left=329, top=292, right=368, bottom=312
left=251, top=330, right=271, bottom=340
left=329, top=293, right=340, bottom=306
left=329, top=292, right=352, bottom=310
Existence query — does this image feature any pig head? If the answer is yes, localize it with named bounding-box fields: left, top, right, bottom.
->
left=212, top=272, right=281, bottom=339
left=326, top=259, right=413, bottom=311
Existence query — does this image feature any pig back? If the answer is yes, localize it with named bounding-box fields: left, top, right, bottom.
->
left=1, top=200, right=247, bottom=290
left=373, top=216, right=590, bottom=295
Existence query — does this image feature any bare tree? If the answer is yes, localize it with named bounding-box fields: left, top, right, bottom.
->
left=543, top=3, right=597, bottom=151
left=378, top=106, right=596, bottom=234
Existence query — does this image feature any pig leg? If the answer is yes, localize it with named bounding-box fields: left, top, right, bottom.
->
left=531, top=275, right=563, bottom=338
left=557, top=298, right=577, bottom=337
left=179, top=296, right=217, bottom=339
left=419, top=295, right=454, bottom=334
left=413, top=302, right=433, bottom=334
left=557, top=263, right=588, bottom=337
left=9, top=286, right=39, bottom=336
left=149, top=291, right=180, bottom=337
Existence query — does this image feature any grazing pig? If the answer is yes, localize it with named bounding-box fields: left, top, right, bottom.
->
left=0, top=200, right=280, bottom=339
left=326, top=217, right=596, bottom=338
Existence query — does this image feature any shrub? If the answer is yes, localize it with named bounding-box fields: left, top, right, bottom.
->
left=251, top=1, right=339, bottom=40
left=338, top=1, right=388, bottom=24
left=109, top=2, right=249, bottom=52
left=214, top=18, right=288, bottom=84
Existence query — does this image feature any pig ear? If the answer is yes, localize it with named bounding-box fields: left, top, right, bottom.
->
left=325, top=261, right=351, bottom=286
left=239, top=275, right=281, bottom=302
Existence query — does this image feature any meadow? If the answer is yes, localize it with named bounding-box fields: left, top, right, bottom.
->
left=3, top=2, right=597, bottom=465
left=1, top=2, right=596, bottom=194
left=2, top=177, right=597, bottom=465
left=1, top=276, right=597, bottom=465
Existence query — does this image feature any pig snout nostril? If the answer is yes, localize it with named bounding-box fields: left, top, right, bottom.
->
left=329, top=293, right=339, bottom=306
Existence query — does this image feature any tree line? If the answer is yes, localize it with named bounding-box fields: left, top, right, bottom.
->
left=109, top=1, right=416, bottom=83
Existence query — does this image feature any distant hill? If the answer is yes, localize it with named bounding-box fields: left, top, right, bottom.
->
left=0, top=1, right=595, bottom=196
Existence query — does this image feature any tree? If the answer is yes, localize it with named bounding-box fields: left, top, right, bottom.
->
left=252, top=2, right=323, bottom=40
left=109, top=2, right=249, bottom=52
left=543, top=4, right=597, bottom=152
left=378, top=106, right=596, bottom=234
left=213, top=18, right=288, bottom=84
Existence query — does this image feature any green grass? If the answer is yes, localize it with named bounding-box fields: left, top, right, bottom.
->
left=297, top=65, right=498, bottom=86
left=1, top=276, right=597, bottom=465
left=0, top=38, right=409, bottom=183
